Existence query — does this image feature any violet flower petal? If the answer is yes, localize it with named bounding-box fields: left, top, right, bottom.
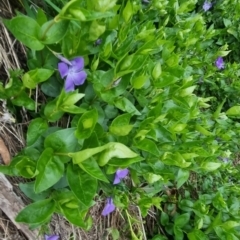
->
left=45, top=234, right=59, bottom=240
left=70, top=57, right=84, bottom=72
left=215, top=57, right=224, bottom=69
left=64, top=74, right=75, bottom=92
left=102, top=198, right=115, bottom=216
left=116, top=169, right=129, bottom=178
left=113, top=169, right=129, bottom=185
left=72, top=71, right=87, bottom=86
left=203, top=1, right=212, bottom=11
left=113, top=176, right=121, bottom=184
left=58, top=62, right=69, bottom=78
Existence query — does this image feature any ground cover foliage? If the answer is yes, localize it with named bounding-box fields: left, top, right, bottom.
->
left=1, top=0, right=240, bottom=239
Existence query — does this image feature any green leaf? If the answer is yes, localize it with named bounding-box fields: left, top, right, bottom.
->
left=60, top=1, right=115, bottom=21
left=35, top=148, right=64, bottom=193
left=221, top=221, right=240, bottom=230
left=160, top=212, right=169, bottom=226
left=67, top=164, right=97, bottom=206
left=154, top=72, right=178, bottom=88
left=70, top=145, right=107, bottom=164
left=122, top=1, right=133, bottom=22
left=22, top=68, right=54, bottom=89
left=44, top=128, right=78, bottom=153
left=98, top=142, right=138, bottom=166
left=36, top=8, right=48, bottom=26
left=213, top=99, right=226, bottom=119
left=109, top=113, right=133, bottom=136
left=19, top=181, right=50, bottom=201
left=79, top=158, right=109, bottom=183
left=152, top=62, right=162, bottom=79
left=114, top=97, right=141, bottom=115
left=59, top=90, right=85, bottom=106
left=60, top=205, right=91, bottom=229
left=201, top=162, right=221, bottom=172
left=27, top=118, right=48, bottom=146
left=75, top=108, right=98, bottom=139
left=0, top=165, right=15, bottom=176
left=15, top=156, right=36, bottom=178
left=130, top=75, right=148, bottom=89
left=174, top=213, right=190, bottom=228
left=39, top=19, right=69, bottom=44
left=174, top=227, right=183, bottom=240
left=108, top=156, right=143, bottom=167
left=226, top=106, right=240, bottom=116
left=176, top=169, right=189, bottom=189
left=3, top=16, right=44, bottom=50
left=187, top=230, right=208, bottom=240
left=44, top=98, right=64, bottom=122
left=89, top=20, right=106, bottom=41
left=16, top=199, right=55, bottom=224
left=11, top=91, right=35, bottom=110
left=135, top=138, right=160, bottom=156
left=41, top=77, right=62, bottom=97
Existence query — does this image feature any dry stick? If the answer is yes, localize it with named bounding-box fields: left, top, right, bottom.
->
left=2, top=24, right=21, bottom=69
left=137, top=206, right=147, bottom=240
left=0, top=173, right=39, bottom=239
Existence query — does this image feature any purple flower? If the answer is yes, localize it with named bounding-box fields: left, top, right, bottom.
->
left=113, top=168, right=129, bottom=185
left=215, top=57, right=224, bottom=69
left=45, top=235, right=59, bottom=240
left=203, top=1, right=212, bottom=11
left=58, top=56, right=87, bottom=92
left=102, top=198, right=116, bottom=216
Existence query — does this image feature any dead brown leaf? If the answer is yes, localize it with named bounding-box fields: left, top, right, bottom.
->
left=0, top=137, right=10, bottom=165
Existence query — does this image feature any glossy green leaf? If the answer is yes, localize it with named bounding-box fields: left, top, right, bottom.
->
left=39, top=19, right=69, bottom=44
left=67, top=164, right=97, bottom=206
left=152, top=62, right=162, bottom=79
left=109, top=113, right=133, bottom=136
left=201, top=162, right=221, bottom=172
left=114, top=97, right=141, bottom=115
left=122, top=1, right=133, bottom=22
left=174, top=213, right=190, bottom=228
left=176, top=169, right=190, bottom=189
left=19, top=181, right=50, bottom=201
left=15, top=156, right=36, bottom=178
left=3, top=16, right=44, bottom=50
left=75, top=108, right=98, bottom=139
left=27, top=118, right=48, bottom=146
left=89, top=20, right=106, bottom=41
left=131, top=75, right=148, bottom=89
left=108, top=156, right=143, bottom=167
left=16, top=199, right=55, bottom=224
left=35, top=148, right=64, bottom=193
left=79, top=158, right=109, bottom=182
left=98, top=142, right=138, bottom=166
left=44, top=98, right=64, bottom=122
left=187, top=230, right=208, bottom=240
left=135, top=138, right=160, bottom=157
left=22, top=68, right=54, bottom=89
left=11, top=92, right=35, bottom=110
left=44, top=128, right=78, bottom=153
left=70, top=145, right=107, bottom=164
left=226, top=106, right=240, bottom=116
left=60, top=205, right=91, bottom=229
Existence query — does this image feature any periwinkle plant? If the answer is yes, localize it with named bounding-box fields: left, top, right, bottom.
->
left=1, top=0, right=240, bottom=239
